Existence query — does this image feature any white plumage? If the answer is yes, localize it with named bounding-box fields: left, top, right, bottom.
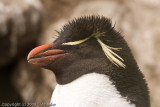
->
left=51, top=73, right=135, bottom=107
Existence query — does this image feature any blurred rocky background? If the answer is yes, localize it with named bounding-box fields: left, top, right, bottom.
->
left=0, top=0, right=159, bottom=107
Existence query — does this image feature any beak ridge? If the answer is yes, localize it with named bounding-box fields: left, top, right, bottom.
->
left=27, top=43, right=53, bottom=60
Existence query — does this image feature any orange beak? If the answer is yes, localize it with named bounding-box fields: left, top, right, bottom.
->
left=27, top=43, right=65, bottom=66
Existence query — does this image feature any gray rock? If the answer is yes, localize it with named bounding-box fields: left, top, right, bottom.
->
left=0, top=0, right=44, bottom=67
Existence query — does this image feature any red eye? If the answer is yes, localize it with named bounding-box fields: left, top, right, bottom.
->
left=78, top=44, right=87, bottom=49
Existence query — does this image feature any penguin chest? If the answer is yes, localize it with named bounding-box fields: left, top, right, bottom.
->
left=50, top=73, right=135, bottom=107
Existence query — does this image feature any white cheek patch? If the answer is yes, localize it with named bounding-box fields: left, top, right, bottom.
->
left=62, top=32, right=126, bottom=68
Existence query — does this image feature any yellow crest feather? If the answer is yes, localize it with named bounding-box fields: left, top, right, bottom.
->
left=62, top=32, right=126, bottom=68
left=62, top=32, right=103, bottom=45
left=62, top=36, right=91, bottom=45
left=96, top=38, right=126, bottom=68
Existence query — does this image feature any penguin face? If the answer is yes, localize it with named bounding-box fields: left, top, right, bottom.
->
left=27, top=16, right=127, bottom=84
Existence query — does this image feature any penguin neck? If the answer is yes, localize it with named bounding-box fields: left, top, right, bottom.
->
left=51, top=72, right=135, bottom=107
left=54, top=57, right=111, bottom=85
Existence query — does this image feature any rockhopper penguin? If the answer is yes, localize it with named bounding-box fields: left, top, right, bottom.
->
left=27, top=16, right=150, bottom=107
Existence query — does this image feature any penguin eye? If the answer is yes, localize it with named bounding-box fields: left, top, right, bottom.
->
left=76, top=43, right=87, bottom=49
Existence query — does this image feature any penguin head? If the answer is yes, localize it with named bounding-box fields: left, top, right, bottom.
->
left=27, top=16, right=150, bottom=106
left=27, top=16, right=130, bottom=84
